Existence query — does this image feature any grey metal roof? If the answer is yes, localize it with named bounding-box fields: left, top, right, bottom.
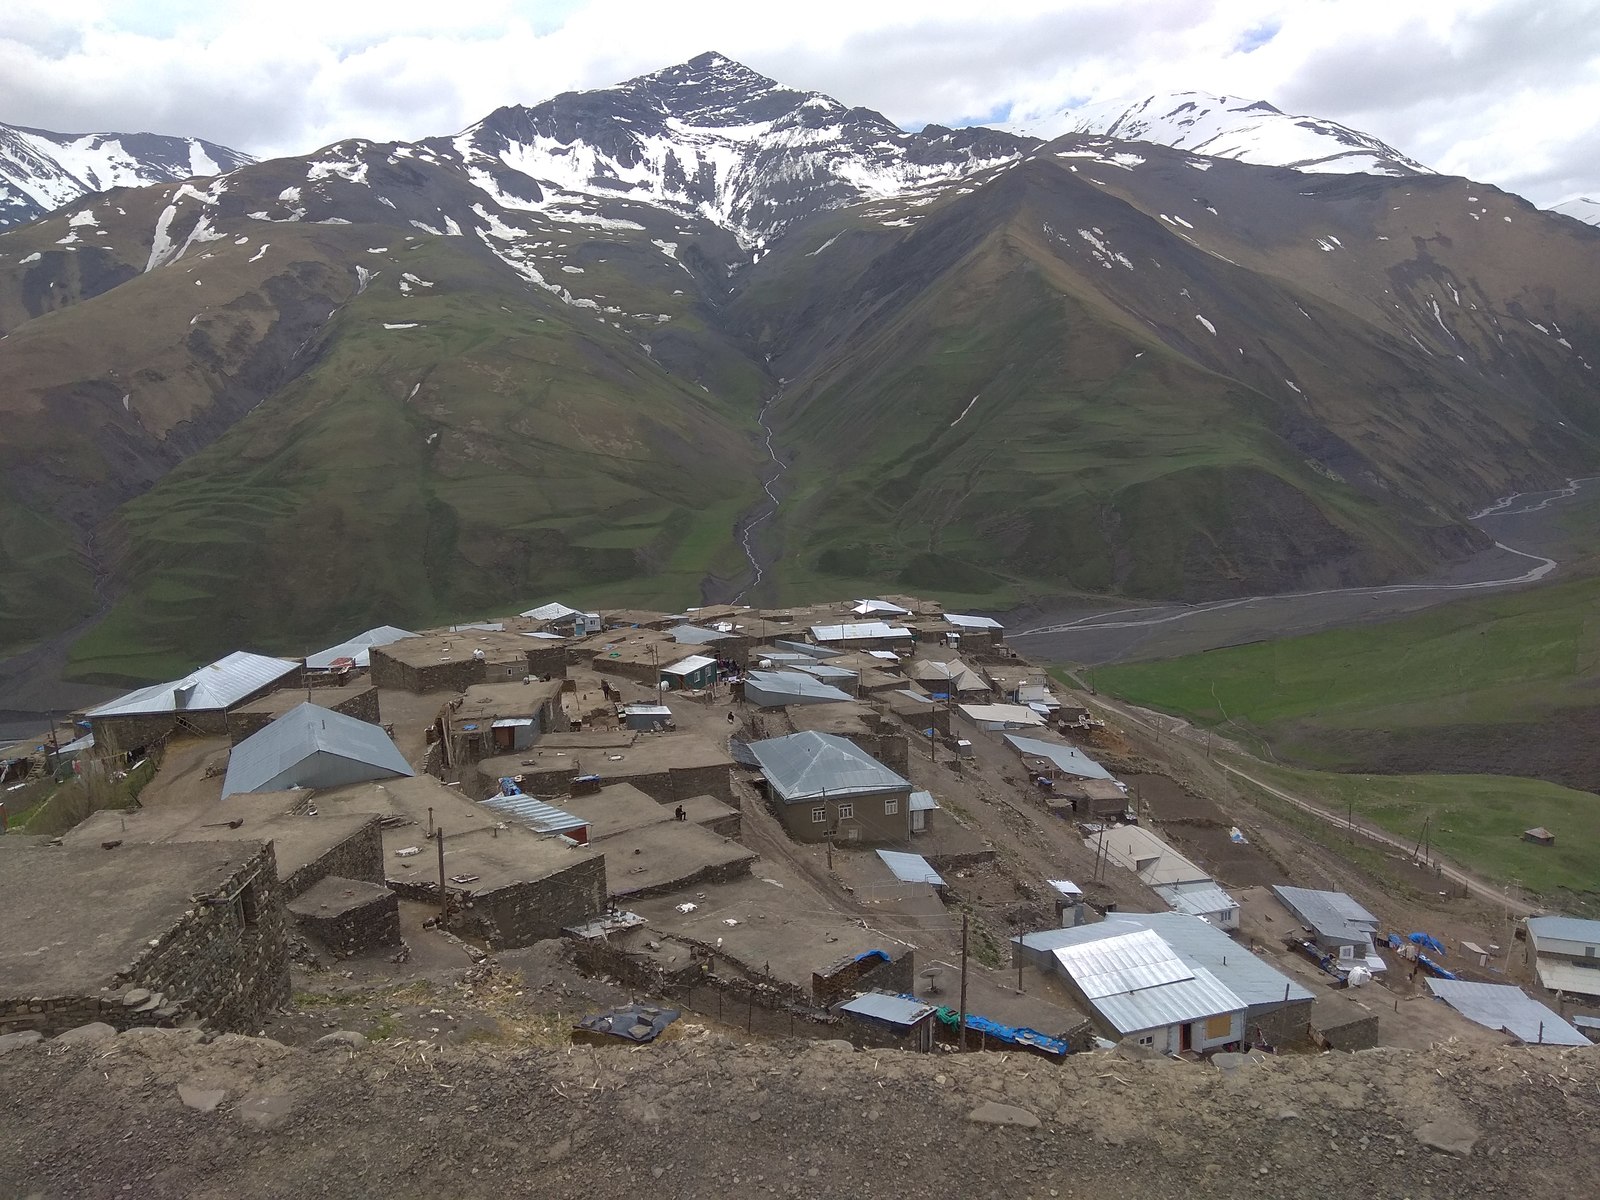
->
left=793, top=662, right=857, bottom=682
left=668, top=625, right=733, bottom=645
left=1100, top=913, right=1314, bottom=1009
left=749, top=731, right=908, bottom=802
left=1425, top=979, right=1590, bottom=1046
left=1573, top=1014, right=1600, bottom=1031
left=875, top=850, right=945, bottom=887
left=1272, top=886, right=1379, bottom=948
left=521, top=602, right=582, bottom=621
left=306, top=625, right=416, bottom=670
left=839, top=991, right=935, bottom=1025
left=908, top=659, right=985, bottom=691
left=89, top=651, right=301, bottom=719
left=1048, top=927, right=1245, bottom=1034
left=851, top=599, right=910, bottom=616
left=744, top=671, right=854, bottom=707
left=1526, top=915, right=1600, bottom=948
left=481, top=793, right=588, bottom=836
left=810, top=622, right=913, bottom=642
left=221, top=702, right=414, bottom=797
left=661, top=654, right=716, bottom=676
left=909, top=790, right=938, bottom=812
left=773, top=640, right=841, bottom=659
left=1153, top=882, right=1240, bottom=920
left=1003, top=735, right=1112, bottom=780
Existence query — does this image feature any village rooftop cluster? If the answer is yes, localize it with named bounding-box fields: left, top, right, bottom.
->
left=2, top=594, right=1596, bottom=1056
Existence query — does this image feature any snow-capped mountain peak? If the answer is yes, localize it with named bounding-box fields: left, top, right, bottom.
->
left=0, top=121, right=255, bottom=229
left=1009, top=90, right=1432, bottom=177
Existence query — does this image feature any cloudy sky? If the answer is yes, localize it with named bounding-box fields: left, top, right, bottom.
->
left=4, top=0, right=1598, bottom=206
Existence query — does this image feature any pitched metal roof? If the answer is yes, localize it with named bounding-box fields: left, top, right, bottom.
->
left=748, top=731, right=909, bottom=802
left=744, top=670, right=854, bottom=706
left=1153, top=882, right=1240, bottom=920
left=1086, top=826, right=1209, bottom=886
left=851, top=599, right=910, bottom=616
left=961, top=704, right=1046, bottom=727
left=908, top=658, right=985, bottom=691
left=773, top=639, right=841, bottom=659
left=661, top=654, right=717, bottom=676
left=1003, top=734, right=1112, bottom=779
left=1272, top=886, right=1379, bottom=947
left=305, top=625, right=417, bottom=670
left=1531, top=957, right=1600, bottom=997
left=810, top=622, right=913, bottom=642
left=1526, top=915, right=1600, bottom=948
left=793, top=662, right=857, bottom=681
left=875, top=849, right=945, bottom=887
left=944, top=613, right=1003, bottom=630
left=839, top=991, right=935, bottom=1025
left=521, top=602, right=582, bottom=621
left=221, top=702, right=414, bottom=797
left=1425, top=979, right=1590, bottom=1046
left=909, top=790, right=939, bottom=812
left=668, top=624, right=733, bottom=644
left=1100, top=913, right=1314, bottom=1009
left=88, top=651, right=300, bottom=719
left=1048, top=927, right=1244, bottom=1033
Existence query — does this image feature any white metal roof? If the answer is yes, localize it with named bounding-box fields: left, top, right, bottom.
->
left=1086, top=825, right=1210, bottom=886
left=748, top=731, right=909, bottom=802
left=521, top=602, right=582, bottom=622
left=1532, top=956, right=1600, bottom=998
left=1004, top=734, right=1112, bottom=779
left=661, top=654, right=717, bottom=676
left=810, top=622, right=913, bottom=642
left=744, top=670, right=853, bottom=705
left=668, top=624, right=733, bottom=644
left=1426, top=979, right=1590, bottom=1046
left=960, top=704, right=1046, bottom=727
left=491, top=718, right=535, bottom=728
left=1050, top=928, right=1244, bottom=1033
left=623, top=703, right=673, bottom=716
left=851, top=599, right=910, bottom=616
left=1272, top=886, right=1380, bottom=947
left=1048, top=879, right=1083, bottom=897
left=944, top=613, right=1003, bottom=630
left=909, top=790, right=939, bottom=812
left=305, top=626, right=416, bottom=670
left=87, top=651, right=300, bottom=719
left=876, top=849, right=945, bottom=887
left=221, top=702, right=414, bottom=797
left=1103, top=913, right=1314, bottom=1009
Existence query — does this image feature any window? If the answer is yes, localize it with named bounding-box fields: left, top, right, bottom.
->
left=837, top=803, right=854, bottom=820
left=1136, top=1034, right=1155, bottom=1047
left=235, top=882, right=260, bottom=928
left=811, top=807, right=826, bottom=824
left=884, top=798, right=899, bottom=816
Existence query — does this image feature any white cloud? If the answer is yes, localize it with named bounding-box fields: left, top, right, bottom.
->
left=2, top=0, right=1597, bottom=205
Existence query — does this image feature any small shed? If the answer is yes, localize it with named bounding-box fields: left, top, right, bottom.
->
left=838, top=991, right=938, bottom=1051
left=660, top=654, right=717, bottom=690
left=1523, top=826, right=1556, bottom=846
left=622, top=703, right=674, bottom=732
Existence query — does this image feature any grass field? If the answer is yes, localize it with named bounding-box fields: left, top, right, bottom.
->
left=1235, top=760, right=1600, bottom=914
left=1093, top=573, right=1600, bottom=765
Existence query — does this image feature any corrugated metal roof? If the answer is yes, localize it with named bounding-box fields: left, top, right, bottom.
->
left=306, top=626, right=416, bottom=670
left=668, top=625, right=733, bottom=645
left=1086, top=826, right=1209, bottom=886
left=908, top=659, right=985, bottom=691
left=1003, top=735, right=1112, bottom=780
left=661, top=654, right=716, bottom=676
left=1426, top=979, right=1590, bottom=1046
left=1048, top=879, right=1083, bottom=897
left=851, top=599, right=910, bottom=616
left=623, top=704, right=673, bottom=717
left=221, top=702, right=414, bottom=797
left=491, top=718, right=535, bottom=728
left=1272, top=886, right=1379, bottom=947
left=744, top=671, right=854, bottom=707
left=1153, top=882, right=1239, bottom=919
left=839, top=991, right=935, bottom=1025
left=773, top=640, right=841, bottom=659
left=810, top=622, right=913, bottom=642
left=1049, top=928, right=1244, bottom=1033
left=521, top=602, right=581, bottom=621
left=1104, top=913, right=1314, bottom=1009
left=88, top=651, right=300, bottom=719
left=944, top=613, right=1003, bottom=630
left=793, top=662, right=857, bottom=682
left=481, top=793, right=588, bottom=836
left=1573, top=1014, right=1600, bottom=1030
left=961, top=704, right=1046, bottom=727
left=1526, top=915, right=1600, bottom=948
left=909, top=790, right=939, bottom=812
left=748, top=731, right=909, bottom=802
left=1531, top=956, right=1600, bottom=997
left=876, top=850, right=945, bottom=887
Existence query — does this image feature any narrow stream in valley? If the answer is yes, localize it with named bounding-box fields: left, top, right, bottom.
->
left=730, top=388, right=789, bottom=603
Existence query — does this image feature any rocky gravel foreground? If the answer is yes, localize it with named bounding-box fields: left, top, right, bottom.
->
left=2, top=1026, right=1595, bottom=1199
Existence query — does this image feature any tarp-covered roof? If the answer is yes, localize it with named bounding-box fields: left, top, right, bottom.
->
left=306, top=625, right=417, bottom=670
left=747, top=730, right=908, bottom=803
left=90, top=651, right=300, bottom=719
left=221, top=702, right=414, bottom=797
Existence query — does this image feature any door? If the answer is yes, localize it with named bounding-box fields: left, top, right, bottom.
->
left=911, top=809, right=926, bottom=833
left=1179, top=1022, right=1193, bottom=1052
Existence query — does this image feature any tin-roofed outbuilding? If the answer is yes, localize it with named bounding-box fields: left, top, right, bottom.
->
left=221, top=703, right=415, bottom=798
left=1425, top=979, right=1590, bottom=1045
left=1525, top=915, right=1600, bottom=1000
left=746, top=730, right=912, bottom=843
left=875, top=849, right=946, bottom=889
left=744, top=670, right=854, bottom=708
left=305, top=626, right=416, bottom=670
left=87, top=651, right=304, bottom=754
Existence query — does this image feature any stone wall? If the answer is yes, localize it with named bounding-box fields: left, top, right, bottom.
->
left=610, top=852, right=754, bottom=902
left=1249, top=998, right=1315, bottom=1049
left=227, top=686, right=381, bottom=744
left=92, top=711, right=230, bottom=756
left=451, top=856, right=608, bottom=950
left=371, top=649, right=525, bottom=695
left=287, top=877, right=400, bottom=958
left=812, top=950, right=915, bottom=1007
left=279, top=818, right=385, bottom=899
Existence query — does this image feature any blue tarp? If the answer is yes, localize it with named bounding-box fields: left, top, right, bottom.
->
left=499, top=777, right=523, bottom=797
left=1408, top=932, right=1446, bottom=954
left=919, top=1000, right=1071, bottom=1058
left=854, top=949, right=892, bottom=964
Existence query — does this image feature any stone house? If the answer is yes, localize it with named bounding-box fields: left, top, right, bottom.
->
left=745, top=730, right=912, bottom=844
left=85, top=651, right=303, bottom=756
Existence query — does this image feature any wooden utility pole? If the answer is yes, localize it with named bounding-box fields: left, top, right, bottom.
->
left=1016, top=915, right=1024, bottom=992
left=959, top=911, right=970, bottom=1051
left=436, top=827, right=448, bottom=925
